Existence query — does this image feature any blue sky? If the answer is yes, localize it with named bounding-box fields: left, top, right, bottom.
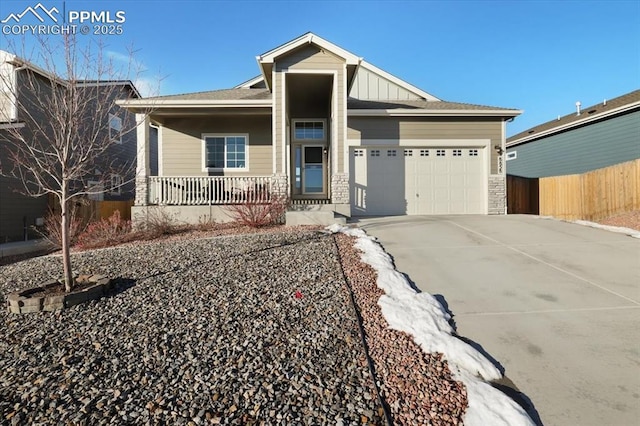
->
left=1, top=0, right=638, bottom=136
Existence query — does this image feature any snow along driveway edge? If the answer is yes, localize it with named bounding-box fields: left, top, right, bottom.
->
left=327, top=224, right=535, bottom=426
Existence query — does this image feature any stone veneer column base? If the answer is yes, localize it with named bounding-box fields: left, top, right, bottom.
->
left=331, top=173, right=350, bottom=205
left=488, top=175, right=506, bottom=215
left=271, top=173, right=289, bottom=198
left=135, top=177, right=148, bottom=206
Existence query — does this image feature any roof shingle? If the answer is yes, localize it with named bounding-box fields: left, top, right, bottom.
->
left=508, top=89, right=640, bottom=143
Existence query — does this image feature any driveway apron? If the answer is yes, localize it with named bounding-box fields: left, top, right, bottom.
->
left=357, top=215, right=640, bottom=426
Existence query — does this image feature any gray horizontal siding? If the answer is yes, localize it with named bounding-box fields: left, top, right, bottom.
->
left=0, top=176, right=48, bottom=243
left=506, top=110, right=640, bottom=178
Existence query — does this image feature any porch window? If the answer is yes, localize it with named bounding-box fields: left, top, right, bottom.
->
left=294, top=121, right=324, bottom=140
left=203, top=135, right=248, bottom=170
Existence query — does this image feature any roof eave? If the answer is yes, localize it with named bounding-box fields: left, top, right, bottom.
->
left=258, top=32, right=361, bottom=66
left=348, top=109, right=523, bottom=117
left=507, top=102, right=640, bottom=147
left=116, top=99, right=272, bottom=109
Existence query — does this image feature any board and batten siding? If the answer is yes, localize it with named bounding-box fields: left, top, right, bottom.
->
left=348, top=116, right=503, bottom=174
left=506, top=110, right=640, bottom=178
left=349, top=66, right=422, bottom=101
left=160, top=116, right=272, bottom=176
left=274, top=44, right=346, bottom=173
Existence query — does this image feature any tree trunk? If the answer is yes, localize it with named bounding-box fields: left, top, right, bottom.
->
left=60, top=197, right=74, bottom=292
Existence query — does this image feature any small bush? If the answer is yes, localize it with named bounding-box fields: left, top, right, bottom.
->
left=36, top=207, right=86, bottom=248
left=75, top=210, right=132, bottom=249
left=226, top=196, right=289, bottom=228
left=139, top=208, right=186, bottom=238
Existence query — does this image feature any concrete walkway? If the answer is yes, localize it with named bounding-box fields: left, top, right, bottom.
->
left=357, top=215, right=640, bottom=426
left=0, top=239, right=51, bottom=259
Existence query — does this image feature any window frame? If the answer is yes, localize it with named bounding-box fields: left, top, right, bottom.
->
left=201, top=133, right=249, bottom=172
left=110, top=174, right=123, bottom=195
left=109, top=113, right=122, bottom=144
left=291, top=119, right=326, bottom=142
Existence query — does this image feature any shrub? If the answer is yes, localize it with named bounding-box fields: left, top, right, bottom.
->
left=226, top=196, right=289, bottom=228
left=75, top=210, right=132, bottom=249
left=36, top=207, right=86, bottom=248
left=139, top=208, right=186, bottom=238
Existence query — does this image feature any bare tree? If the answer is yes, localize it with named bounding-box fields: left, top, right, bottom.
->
left=0, top=35, right=153, bottom=291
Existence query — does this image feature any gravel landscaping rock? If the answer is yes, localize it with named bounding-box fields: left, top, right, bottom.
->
left=1, top=229, right=384, bottom=424
left=335, top=234, right=468, bottom=425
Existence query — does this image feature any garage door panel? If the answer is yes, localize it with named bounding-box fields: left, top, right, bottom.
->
left=350, top=146, right=486, bottom=216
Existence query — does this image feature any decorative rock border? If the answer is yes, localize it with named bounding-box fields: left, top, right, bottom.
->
left=6, top=275, right=112, bottom=314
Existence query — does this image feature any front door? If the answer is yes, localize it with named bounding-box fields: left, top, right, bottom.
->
left=293, top=144, right=327, bottom=197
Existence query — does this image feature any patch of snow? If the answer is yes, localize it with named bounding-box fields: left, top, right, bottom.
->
left=573, top=220, right=640, bottom=239
left=327, top=224, right=535, bottom=426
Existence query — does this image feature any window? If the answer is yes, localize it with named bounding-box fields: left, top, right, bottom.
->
left=453, top=149, right=462, bottom=157
left=203, top=135, right=248, bottom=170
left=506, top=151, right=517, bottom=161
left=387, top=149, right=397, bottom=157
left=370, top=149, right=380, bottom=157
left=294, top=121, right=324, bottom=140
left=404, top=149, right=413, bottom=157
left=354, top=149, right=364, bottom=157
left=110, top=174, right=123, bottom=195
left=420, top=149, right=429, bottom=156
left=436, top=149, right=446, bottom=157
left=469, top=149, right=478, bottom=157
left=109, top=114, right=122, bottom=144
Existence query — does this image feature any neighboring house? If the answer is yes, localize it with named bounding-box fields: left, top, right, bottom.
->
left=506, top=90, right=640, bottom=178
left=118, top=32, right=521, bottom=224
left=0, top=50, right=140, bottom=243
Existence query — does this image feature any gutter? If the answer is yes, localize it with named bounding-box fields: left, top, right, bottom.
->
left=348, top=108, right=523, bottom=118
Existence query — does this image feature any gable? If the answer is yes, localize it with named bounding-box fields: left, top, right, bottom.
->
left=350, top=62, right=439, bottom=101
left=275, top=44, right=344, bottom=71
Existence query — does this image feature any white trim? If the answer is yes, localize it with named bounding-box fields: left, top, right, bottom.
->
left=281, top=72, right=286, bottom=174
left=291, top=119, right=327, bottom=142
left=110, top=174, right=123, bottom=195
left=348, top=108, right=523, bottom=117
left=358, top=61, right=440, bottom=101
left=116, top=99, right=271, bottom=108
left=506, top=151, right=517, bottom=161
left=258, top=33, right=361, bottom=66
left=271, top=68, right=277, bottom=174
left=507, top=102, right=640, bottom=147
left=201, top=133, right=250, bottom=172
left=0, top=122, right=24, bottom=129
left=109, top=113, right=122, bottom=144
left=342, top=62, right=348, bottom=175
left=157, top=124, right=164, bottom=176
left=234, top=75, right=264, bottom=89
left=348, top=138, right=490, bottom=147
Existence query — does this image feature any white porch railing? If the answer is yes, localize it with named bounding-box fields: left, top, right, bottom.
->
left=148, top=176, right=275, bottom=205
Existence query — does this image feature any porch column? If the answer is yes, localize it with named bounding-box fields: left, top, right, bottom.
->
left=135, top=113, right=150, bottom=206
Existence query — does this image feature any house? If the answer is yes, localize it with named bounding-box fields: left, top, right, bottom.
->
left=0, top=50, right=140, bottom=243
left=118, top=33, right=521, bottom=224
left=506, top=90, right=640, bottom=178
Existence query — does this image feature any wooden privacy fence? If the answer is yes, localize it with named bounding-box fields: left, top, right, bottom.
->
left=48, top=196, right=134, bottom=223
left=508, top=159, right=640, bottom=221
left=507, top=175, right=539, bottom=215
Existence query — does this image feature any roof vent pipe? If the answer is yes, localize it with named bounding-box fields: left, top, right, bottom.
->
left=575, top=101, right=581, bottom=116
left=603, top=99, right=607, bottom=106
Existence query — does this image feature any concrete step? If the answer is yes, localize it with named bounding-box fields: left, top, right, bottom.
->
left=285, top=210, right=347, bottom=226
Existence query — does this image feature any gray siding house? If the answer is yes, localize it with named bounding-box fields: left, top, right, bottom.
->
left=0, top=51, right=139, bottom=242
left=119, top=33, right=521, bottom=224
left=506, top=90, right=640, bottom=178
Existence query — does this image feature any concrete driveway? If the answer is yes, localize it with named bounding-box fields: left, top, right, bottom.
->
left=357, top=215, right=640, bottom=426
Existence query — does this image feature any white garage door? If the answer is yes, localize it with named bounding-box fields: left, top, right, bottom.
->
left=350, top=147, right=486, bottom=215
